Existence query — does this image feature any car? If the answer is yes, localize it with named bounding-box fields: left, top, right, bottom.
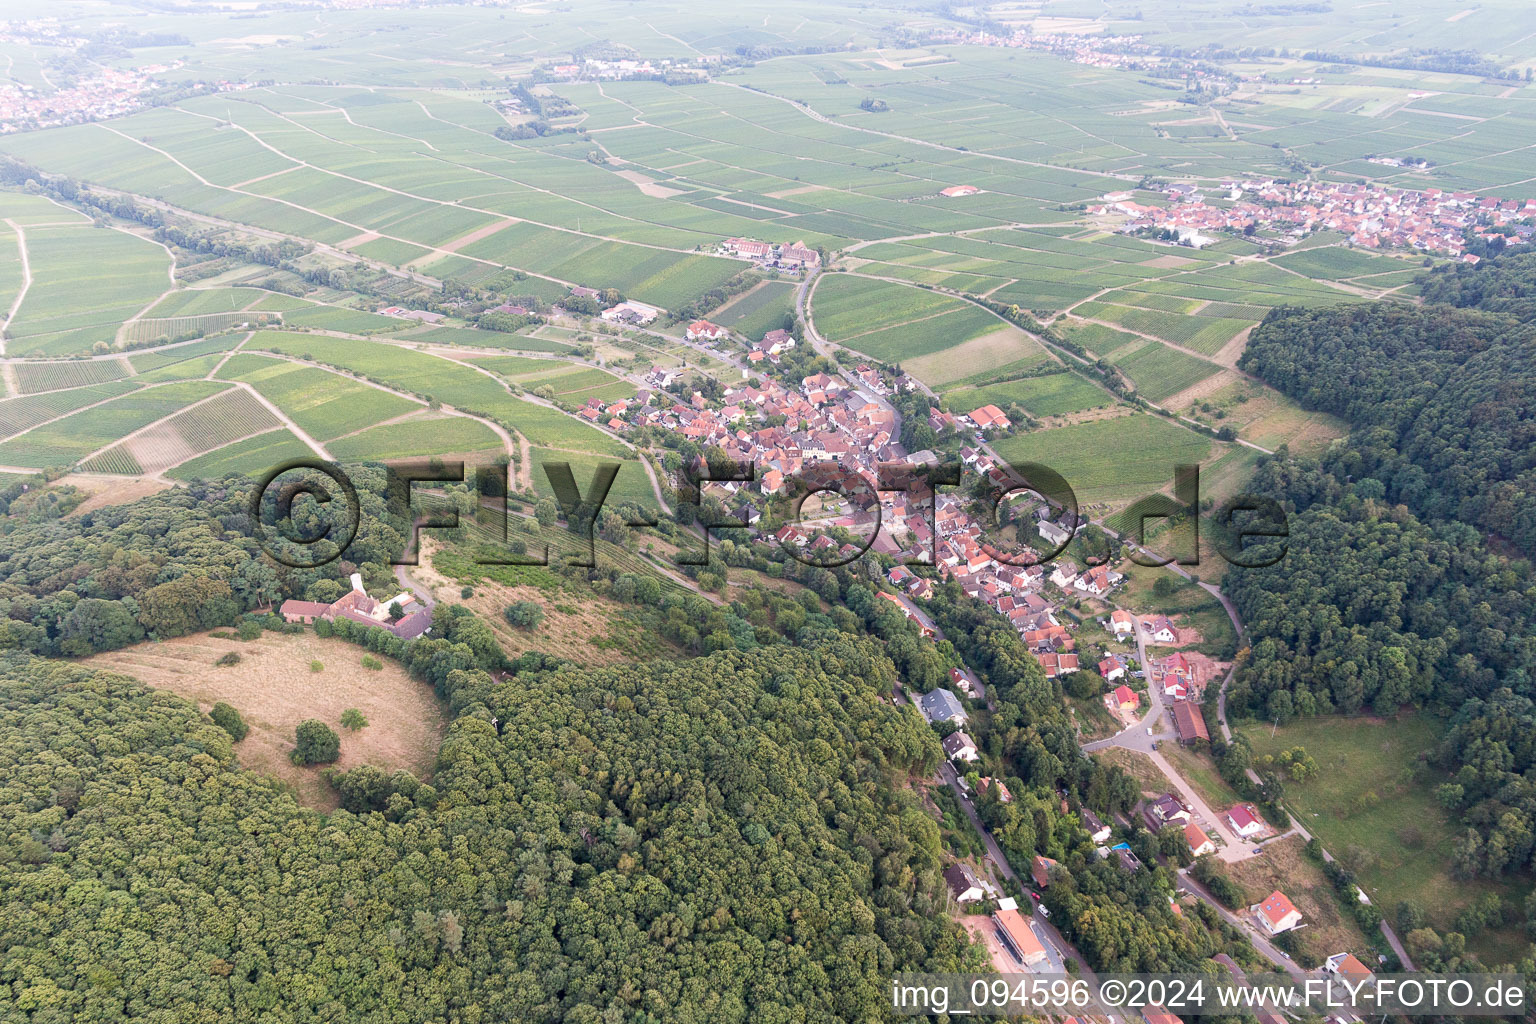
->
left=1029, top=890, right=1042, bottom=901
left=1038, top=906, right=1050, bottom=918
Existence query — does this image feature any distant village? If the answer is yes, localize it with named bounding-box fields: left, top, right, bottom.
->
left=1093, top=178, right=1536, bottom=257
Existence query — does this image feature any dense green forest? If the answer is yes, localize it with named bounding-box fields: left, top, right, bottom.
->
left=1227, top=253, right=1536, bottom=879
left=0, top=637, right=983, bottom=1021
left=1239, top=300, right=1536, bottom=558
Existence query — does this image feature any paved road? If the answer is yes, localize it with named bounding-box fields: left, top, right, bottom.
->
left=1179, top=869, right=1306, bottom=981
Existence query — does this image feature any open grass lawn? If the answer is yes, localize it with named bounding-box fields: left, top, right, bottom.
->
left=83, top=630, right=446, bottom=811
left=991, top=413, right=1213, bottom=505
left=1239, top=715, right=1532, bottom=965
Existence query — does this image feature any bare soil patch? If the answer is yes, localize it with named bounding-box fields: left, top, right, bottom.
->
left=59, top=473, right=173, bottom=515
left=84, top=630, right=447, bottom=810
left=1140, top=254, right=1197, bottom=269
left=958, top=914, right=1018, bottom=973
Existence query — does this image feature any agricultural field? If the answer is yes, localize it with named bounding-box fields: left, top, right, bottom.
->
left=167, top=429, right=317, bottom=481
left=1107, top=341, right=1223, bottom=403
left=0, top=380, right=141, bottom=438
left=79, top=387, right=279, bottom=476
left=144, top=288, right=270, bottom=318
left=1176, top=377, right=1349, bottom=455
left=329, top=415, right=505, bottom=462
left=711, top=280, right=795, bottom=340
left=990, top=413, right=1215, bottom=505
left=219, top=353, right=421, bottom=441
left=941, top=370, right=1111, bottom=419
left=0, top=380, right=226, bottom=469
left=12, top=359, right=130, bottom=394
left=4, top=224, right=170, bottom=356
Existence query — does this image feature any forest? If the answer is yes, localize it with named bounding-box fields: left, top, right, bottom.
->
left=0, top=636, right=984, bottom=1021
left=1226, top=250, right=1536, bottom=879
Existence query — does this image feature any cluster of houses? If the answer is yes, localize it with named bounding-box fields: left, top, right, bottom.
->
left=719, top=237, right=821, bottom=271
left=1094, top=179, right=1536, bottom=257
left=279, top=573, right=433, bottom=640
left=0, top=61, right=230, bottom=134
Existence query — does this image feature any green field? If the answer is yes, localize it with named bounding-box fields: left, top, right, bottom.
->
left=1109, top=342, right=1223, bottom=403
left=167, top=429, right=317, bottom=481
left=942, top=371, right=1111, bottom=419
left=330, top=416, right=504, bottom=461
left=220, top=353, right=420, bottom=441
left=713, top=281, right=795, bottom=340
left=991, top=414, right=1214, bottom=504
left=5, top=225, right=170, bottom=356
left=0, top=380, right=225, bottom=468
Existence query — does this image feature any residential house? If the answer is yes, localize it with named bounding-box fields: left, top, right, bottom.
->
left=942, top=730, right=980, bottom=763
left=1110, top=609, right=1135, bottom=637
left=949, top=666, right=979, bottom=698
left=943, top=863, right=988, bottom=904
left=1324, top=953, right=1372, bottom=979
left=685, top=319, right=728, bottom=342
left=280, top=572, right=433, bottom=640
left=919, top=688, right=967, bottom=725
left=1030, top=855, right=1058, bottom=889
left=1148, top=793, right=1192, bottom=828
left=1227, top=805, right=1265, bottom=839
left=1098, top=654, right=1128, bottom=682
left=1081, top=808, right=1112, bottom=844
left=1112, top=684, right=1139, bottom=712
left=1252, top=890, right=1303, bottom=935
left=1184, top=822, right=1215, bottom=857
left=978, top=777, right=1012, bottom=803
left=1143, top=615, right=1178, bottom=644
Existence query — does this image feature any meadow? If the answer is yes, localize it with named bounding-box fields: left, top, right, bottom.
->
left=990, top=414, right=1215, bottom=505
left=1240, top=715, right=1529, bottom=965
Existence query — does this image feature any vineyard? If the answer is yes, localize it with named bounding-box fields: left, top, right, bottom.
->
left=13, top=360, right=130, bottom=394
left=82, top=387, right=280, bottom=476
left=121, top=313, right=259, bottom=345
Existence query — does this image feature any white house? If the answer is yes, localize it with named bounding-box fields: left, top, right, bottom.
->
left=1226, top=805, right=1265, bottom=839
left=1252, top=890, right=1303, bottom=935
left=942, top=730, right=980, bottom=763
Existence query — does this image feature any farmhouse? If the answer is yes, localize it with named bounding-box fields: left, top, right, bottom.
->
left=600, top=300, right=660, bottom=325
left=968, top=404, right=1009, bottom=431
left=1252, top=890, right=1303, bottom=935
left=685, top=319, right=728, bottom=342
left=940, top=185, right=982, bottom=197
left=993, top=900, right=1048, bottom=967
left=723, top=237, right=773, bottom=259
left=280, top=573, right=433, bottom=640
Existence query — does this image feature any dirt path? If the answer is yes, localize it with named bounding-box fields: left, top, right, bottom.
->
left=1, top=218, right=32, bottom=356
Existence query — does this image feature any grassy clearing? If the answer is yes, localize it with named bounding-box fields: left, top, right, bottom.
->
left=83, top=630, right=446, bottom=811
left=1239, top=715, right=1531, bottom=965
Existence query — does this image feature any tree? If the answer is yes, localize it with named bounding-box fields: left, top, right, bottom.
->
left=340, top=708, right=368, bottom=731
left=504, top=600, right=544, bottom=629
left=533, top=498, right=559, bottom=527
left=210, top=702, right=248, bottom=741
left=293, top=719, right=340, bottom=765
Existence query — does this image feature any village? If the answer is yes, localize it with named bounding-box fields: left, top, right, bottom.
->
left=1095, top=178, right=1536, bottom=257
